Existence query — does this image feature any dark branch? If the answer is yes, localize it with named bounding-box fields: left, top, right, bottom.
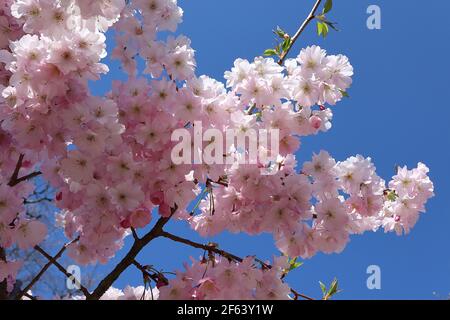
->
left=24, top=197, right=52, bottom=205
left=88, top=209, right=176, bottom=300
left=8, top=153, right=24, bottom=186
left=9, top=171, right=42, bottom=187
left=8, top=153, right=42, bottom=187
left=160, top=231, right=243, bottom=263
left=16, top=238, right=79, bottom=300
left=34, top=244, right=91, bottom=298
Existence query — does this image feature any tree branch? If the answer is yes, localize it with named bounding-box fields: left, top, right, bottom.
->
left=160, top=231, right=243, bottom=263
left=16, top=238, right=79, bottom=300
left=24, top=197, right=52, bottom=205
left=290, top=288, right=315, bottom=301
left=132, top=260, right=168, bottom=285
left=278, top=0, right=323, bottom=65
left=8, top=153, right=24, bottom=186
left=34, top=244, right=91, bottom=298
left=7, top=153, right=42, bottom=187
left=23, top=292, right=37, bottom=300
left=88, top=210, right=176, bottom=300
left=9, top=171, right=42, bottom=187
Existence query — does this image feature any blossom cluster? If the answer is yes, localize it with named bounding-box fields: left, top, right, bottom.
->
left=61, top=257, right=291, bottom=300
left=158, top=256, right=291, bottom=300
left=190, top=151, right=434, bottom=259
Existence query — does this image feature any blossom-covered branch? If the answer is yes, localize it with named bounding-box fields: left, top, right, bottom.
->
left=160, top=230, right=314, bottom=300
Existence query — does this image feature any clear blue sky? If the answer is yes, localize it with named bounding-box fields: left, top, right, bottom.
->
left=88, top=0, right=450, bottom=299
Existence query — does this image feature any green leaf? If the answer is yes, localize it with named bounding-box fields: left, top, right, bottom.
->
left=282, top=37, right=291, bottom=52
left=320, top=278, right=341, bottom=300
left=323, top=0, right=333, bottom=14
left=288, top=257, right=303, bottom=271
left=274, top=26, right=286, bottom=38
left=317, top=22, right=329, bottom=38
left=328, top=278, right=339, bottom=297
left=339, top=89, right=350, bottom=98
left=275, top=44, right=282, bottom=54
left=319, top=281, right=327, bottom=295
left=322, top=23, right=329, bottom=37
left=317, top=21, right=324, bottom=36
left=324, top=20, right=339, bottom=31
left=263, top=49, right=278, bottom=57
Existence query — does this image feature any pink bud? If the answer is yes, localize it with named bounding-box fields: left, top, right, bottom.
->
left=150, top=191, right=164, bottom=206
left=309, top=116, right=322, bottom=130
left=120, top=218, right=131, bottom=229
left=56, top=192, right=63, bottom=201
left=22, top=160, right=32, bottom=168
left=156, top=279, right=167, bottom=288
left=130, top=209, right=152, bottom=229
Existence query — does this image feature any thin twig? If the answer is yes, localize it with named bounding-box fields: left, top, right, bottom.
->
left=132, top=260, right=168, bottom=284
left=88, top=206, right=177, bottom=300
left=23, top=292, right=37, bottom=300
left=10, top=171, right=42, bottom=187
left=8, top=153, right=24, bottom=186
left=7, top=153, right=42, bottom=187
left=160, top=231, right=243, bottom=263
left=290, top=288, right=315, bottom=300
left=23, top=197, right=52, bottom=205
left=17, top=237, right=79, bottom=300
left=34, top=245, right=91, bottom=298
left=278, top=0, right=323, bottom=65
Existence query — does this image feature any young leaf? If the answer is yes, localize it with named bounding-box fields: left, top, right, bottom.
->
left=324, top=20, right=339, bottom=31
left=339, top=89, right=350, bottom=98
left=319, top=281, right=327, bottom=295
left=275, top=26, right=286, bottom=38
left=317, top=21, right=324, bottom=36
left=323, top=23, right=329, bottom=37
left=288, top=257, right=303, bottom=271
left=263, top=49, right=278, bottom=57
left=323, top=0, right=333, bottom=14
left=282, top=37, right=292, bottom=52
left=328, top=278, right=339, bottom=297
left=320, top=278, right=341, bottom=300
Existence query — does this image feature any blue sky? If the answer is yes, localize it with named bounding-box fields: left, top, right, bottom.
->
left=86, top=0, right=450, bottom=299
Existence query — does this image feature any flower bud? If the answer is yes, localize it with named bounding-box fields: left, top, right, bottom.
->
left=309, top=115, right=322, bottom=130
left=150, top=191, right=164, bottom=205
